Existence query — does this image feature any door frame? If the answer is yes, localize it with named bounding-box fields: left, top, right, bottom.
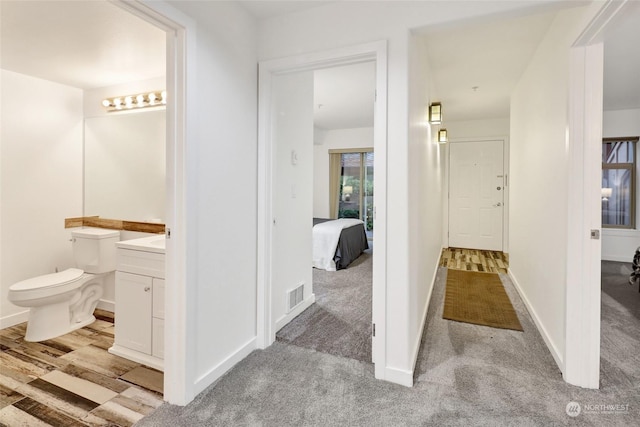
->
left=565, top=0, right=627, bottom=389
left=443, top=137, right=509, bottom=253
left=113, top=0, right=194, bottom=404
left=257, top=41, right=388, bottom=378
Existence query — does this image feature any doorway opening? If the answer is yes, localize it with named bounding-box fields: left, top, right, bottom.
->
left=273, top=62, right=376, bottom=363
left=257, top=41, right=388, bottom=378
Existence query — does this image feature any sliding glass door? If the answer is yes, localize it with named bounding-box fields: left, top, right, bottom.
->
left=337, top=150, right=374, bottom=236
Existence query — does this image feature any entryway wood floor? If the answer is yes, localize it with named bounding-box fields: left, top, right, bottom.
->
left=440, top=247, right=509, bottom=274
left=0, top=309, right=162, bottom=426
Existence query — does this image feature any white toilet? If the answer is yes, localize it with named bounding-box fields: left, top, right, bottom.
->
left=8, top=228, right=120, bottom=342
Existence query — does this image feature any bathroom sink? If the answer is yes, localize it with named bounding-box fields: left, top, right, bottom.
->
left=116, top=235, right=166, bottom=254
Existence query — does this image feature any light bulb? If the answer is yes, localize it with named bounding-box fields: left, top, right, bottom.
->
left=102, top=99, right=111, bottom=107
left=148, top=92, right=157, bottom=103
left=124, top=96, right=133, bottom=107
left=136, top=94, right=145, bottom=105
left=161, top=91, right=167, bottom=104
left=113, top=98, right=122, bottom=106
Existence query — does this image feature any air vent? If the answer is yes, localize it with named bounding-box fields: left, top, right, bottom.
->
left=287, top=283, right=304, bottom=313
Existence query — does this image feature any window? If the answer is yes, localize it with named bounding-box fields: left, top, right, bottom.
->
left=328, top=149, right=374, bottom=234
left=602, top=137, right=639, bottom=229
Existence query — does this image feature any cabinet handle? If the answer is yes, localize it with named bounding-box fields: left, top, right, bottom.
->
left=144, top=286, right=151, bottom=292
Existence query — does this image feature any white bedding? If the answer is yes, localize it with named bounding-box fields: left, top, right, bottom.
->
left=312, top=218, right=364, bottom=271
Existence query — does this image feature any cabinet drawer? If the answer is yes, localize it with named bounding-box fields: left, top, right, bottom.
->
left=152, top=278, right=165, bottom=319
left=116, top=248, right=165, bottom=278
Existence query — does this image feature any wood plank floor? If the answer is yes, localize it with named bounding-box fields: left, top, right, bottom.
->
left=439, top=247, right=509, bottom=274
left=0, top=309, right=163, bottom=427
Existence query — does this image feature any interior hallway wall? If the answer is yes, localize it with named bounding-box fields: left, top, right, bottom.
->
left=509, top=4, right=602, bottom=371
left=313, top=127, right=373, bottom=218
left=408, top=33, right=443, bottom=374
left=258, top=0, right=560, bottom=385
left=601, top=108, right=640, bottom=261
left=166, top=0, right=259, bottom=398
left=0, top=69, right=83, bottom=327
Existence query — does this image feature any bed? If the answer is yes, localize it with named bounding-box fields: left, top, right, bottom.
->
left=313, top=218, right=369, bottom=271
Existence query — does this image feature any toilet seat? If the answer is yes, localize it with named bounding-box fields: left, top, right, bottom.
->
left=9, top=268, right=85, bottom=302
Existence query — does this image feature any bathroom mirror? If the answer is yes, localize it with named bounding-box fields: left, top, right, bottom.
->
left=84, top=110, right=165, bottom=223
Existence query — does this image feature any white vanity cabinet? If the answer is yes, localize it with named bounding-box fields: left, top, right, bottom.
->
left=108, top=236, right=165, bottom=371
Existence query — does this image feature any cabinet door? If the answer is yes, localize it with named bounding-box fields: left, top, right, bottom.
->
left=115, top=271, right=152, bottom=354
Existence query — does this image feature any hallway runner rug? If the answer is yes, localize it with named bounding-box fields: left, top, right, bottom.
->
left=443, top=269, right=523, bottom=331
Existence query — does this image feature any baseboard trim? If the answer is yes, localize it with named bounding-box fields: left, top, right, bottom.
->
left=384, top=366, right=413, bottom=387
left=0, top=310, right=29, bottom=329
left=275, top=294, right=316, bottom=332
left=96, top=299, right=115, bottom=313
left=508, top=268, right=564, bottom=372
left=193, top=337, right=257, bottom=396
left=108, top=345, right=163, bottom=371
left=407, top=252, right=442, bottom=385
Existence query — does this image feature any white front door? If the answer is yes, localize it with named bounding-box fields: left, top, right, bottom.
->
left=449, top=140, right=504, bottom=251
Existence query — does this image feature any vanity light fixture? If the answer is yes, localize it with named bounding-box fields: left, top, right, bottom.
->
left=101, top=90, right=167, bottom=112
left=429, top=102, right=442, bottom=124
left=438, top=128, right=448, bottom=143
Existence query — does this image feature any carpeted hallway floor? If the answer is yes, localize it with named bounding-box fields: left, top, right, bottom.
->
left=135, top=262, right=639, bottom=426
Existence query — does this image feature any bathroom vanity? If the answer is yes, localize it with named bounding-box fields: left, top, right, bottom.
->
left=108, top=235, right=165, bottom=371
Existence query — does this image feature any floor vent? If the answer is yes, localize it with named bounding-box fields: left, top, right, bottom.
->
left=287, top=284, right=304, bottom=313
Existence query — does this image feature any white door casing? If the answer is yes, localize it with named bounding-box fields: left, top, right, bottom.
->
left=449, top=140, right=504, bottom=251
left=257, top=41, right=388, bottom=380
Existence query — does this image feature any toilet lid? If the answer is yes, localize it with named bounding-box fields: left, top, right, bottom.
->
left=10, top=268, right=84, bottom=291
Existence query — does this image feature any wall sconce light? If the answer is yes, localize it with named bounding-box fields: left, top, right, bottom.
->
left=438, top=128, right=448, bottom=143
left=429, top=102, right=442, bottom=124
left=601, top=187, right=612, bottom=201
left=102, top=90, right=167, bottom=112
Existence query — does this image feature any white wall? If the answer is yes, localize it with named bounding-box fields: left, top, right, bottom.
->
left=447, top=118, right=509, bottom=140
left=166, top=0, right=259, bottom=398
left=258, top=0, right=544, bottom=385
left=272, top=71, right=315, bottom=329
left=0, top=70, right=83, bottom=327
left=601, top=108, right=640, bottom=261
left=313, top=127, right=373, bottom=218
left=407, top=33, right=443, bottom=374
left=509, top=5, right=600, bottom=371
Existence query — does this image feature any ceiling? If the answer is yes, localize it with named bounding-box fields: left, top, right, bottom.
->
left=1, top=1, right=637, bottom=127
left=0, top=1, right=165, bottom=90
left=421, top=11, right=557, bottom=122
left=238, top=1, right=334, bottom=20
left=421, top=2, right=640, bottom=123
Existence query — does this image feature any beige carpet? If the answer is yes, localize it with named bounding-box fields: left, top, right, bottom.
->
left=443, top=269, right=523, bottom=331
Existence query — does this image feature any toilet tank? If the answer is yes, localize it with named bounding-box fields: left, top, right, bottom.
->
left=71, top=228, right=121, bottom=274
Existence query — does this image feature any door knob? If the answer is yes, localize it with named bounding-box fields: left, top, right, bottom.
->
left=144, top=287, right=151, bottom=292
left=493, top=202, right=502, bottom=207
left=497, top=186, right=502, bottom=190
